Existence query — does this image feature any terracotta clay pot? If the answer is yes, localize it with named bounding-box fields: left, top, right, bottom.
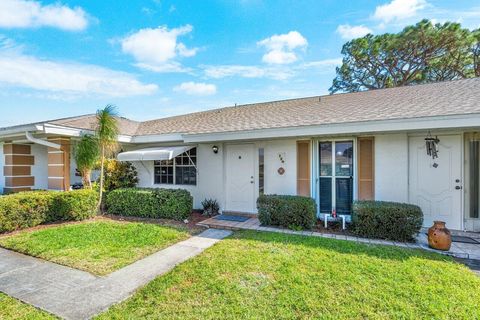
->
left=428, top=221, right=452, bottom=251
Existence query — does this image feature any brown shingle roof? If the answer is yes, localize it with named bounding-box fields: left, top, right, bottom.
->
left=2, top=78, right=479, bottom=137
left=50, top=115, right=141, bottom=136
left=135, top=77, right=480, bottom=136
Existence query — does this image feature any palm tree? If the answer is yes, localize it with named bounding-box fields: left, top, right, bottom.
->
left=74, top=134, right=99, bottom=189
left=95, top=105, right=119, bottom=209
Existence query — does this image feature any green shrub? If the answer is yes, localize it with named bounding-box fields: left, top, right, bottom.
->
left=201, top=198, right=220, bottom=217
left=100, top=159, right=139, bottom=192
left=351, top=201, right=423, bottom=242
left=49, top=190, right=99, bottom=221
left=0, top=190, right=99, bottom=234
left=106, top=188, right=193, bottom=221
left=257, top=194, right=316, bottom=230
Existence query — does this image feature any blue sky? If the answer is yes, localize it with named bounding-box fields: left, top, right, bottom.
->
left=0, top=0, right=479, bottom=127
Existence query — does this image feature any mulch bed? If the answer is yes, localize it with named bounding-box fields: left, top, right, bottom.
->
left=312, top=220, right=356, bottom=236
left=0, top=212, right=210, bottom=237
left=102, top=211, right=209, bottom=234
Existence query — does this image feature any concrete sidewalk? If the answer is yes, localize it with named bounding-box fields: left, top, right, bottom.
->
left=0, top=229, right=232, bottom=320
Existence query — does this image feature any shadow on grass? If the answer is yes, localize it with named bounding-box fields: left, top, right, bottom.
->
left=229, top=229, right=454, bottom=264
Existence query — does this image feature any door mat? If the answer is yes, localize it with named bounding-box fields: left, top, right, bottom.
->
left=214, top=215, right=250, bottom=222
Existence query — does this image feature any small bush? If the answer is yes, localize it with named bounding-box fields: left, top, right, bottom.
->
left=49, top=190, right=99, bottom=221
left=100, top=159, right=139, bottom=192
left=201, top=198, right=220, bottom=217
left=351, top=201, right=423, bottom=242
left=257, top=194, right=316, bottom=230
left=106, top=188, right=193, bottom=221
left=0, top=190, right=99, bottom=234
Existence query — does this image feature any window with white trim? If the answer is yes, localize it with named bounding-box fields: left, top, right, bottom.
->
left=154, top=148, right=197, bottom=185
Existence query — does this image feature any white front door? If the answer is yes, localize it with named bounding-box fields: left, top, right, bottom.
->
left=409, top=135, right=463, bottom=230
left=225, top=144, right=256, bottom=213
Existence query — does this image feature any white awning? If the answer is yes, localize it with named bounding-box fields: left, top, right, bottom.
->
left=117, top=146, right=194, bottom=162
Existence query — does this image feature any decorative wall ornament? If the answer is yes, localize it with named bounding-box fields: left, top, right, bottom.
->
left=277, top=167, right=285, bottom=175
left=278, top=153, right=285, bottom=164
left=425, top=132, right=440, bottom=159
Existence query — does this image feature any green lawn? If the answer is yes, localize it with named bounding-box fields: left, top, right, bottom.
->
left=98, top=230, right=480, bottom=320
left=0, top=293, right=55, bottom=320
left=0, top=220, right=190, bottom=275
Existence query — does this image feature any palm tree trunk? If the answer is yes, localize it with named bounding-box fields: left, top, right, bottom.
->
left=82, top=169, right=92, bottom=189
left=98, top=145, right=105, bottom=211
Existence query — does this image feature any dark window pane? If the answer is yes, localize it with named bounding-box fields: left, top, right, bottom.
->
left=335, top=142, right=353, bottom=177
left=175, top=166, right=196, bottom=185
left=319, top=177, right=332, bottom=213
left=336, top=178, right=353, bottom=215
left=320, top=142, right=332, bottom=176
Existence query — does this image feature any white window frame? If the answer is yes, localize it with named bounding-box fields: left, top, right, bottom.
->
left=154, top=148, right=197, bottom=186
left=312, top=137, right=358, bottom=217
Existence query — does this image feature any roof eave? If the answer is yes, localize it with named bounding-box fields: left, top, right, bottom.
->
left=0, top=124, right=44, bottom=139
left=181, top=113, right=480, bottom=143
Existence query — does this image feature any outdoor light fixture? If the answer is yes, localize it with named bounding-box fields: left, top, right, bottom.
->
left=212, top=145, right=219, bottom=154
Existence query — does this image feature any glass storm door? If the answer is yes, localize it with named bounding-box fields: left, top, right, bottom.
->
left=319, top=141, right=354, bottom=215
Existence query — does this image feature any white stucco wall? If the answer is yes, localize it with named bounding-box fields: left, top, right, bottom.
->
left=133, top=139, right=298, bottom=211
left=0, top=142, right=4, bottom=194
left=374, top=133, right=409, bottom=202
left=261, top=139, right=297, bottom=196
left=31, top=144, right=48, bottom=190
left=135, top=143, right=225, bottom=210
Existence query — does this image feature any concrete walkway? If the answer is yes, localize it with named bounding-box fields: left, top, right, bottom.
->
left=0, top=229, right=232, bottom=320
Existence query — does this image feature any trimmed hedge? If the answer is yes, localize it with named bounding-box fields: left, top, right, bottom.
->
left=49, top=190, right=99, bottom=221
left=105, top=188, right=193, bottom=221
left=257, top=194, right=316, bottom=230
left=351, top=200, right=423, bottom=242
left=0, top=190, right=99, bottom=234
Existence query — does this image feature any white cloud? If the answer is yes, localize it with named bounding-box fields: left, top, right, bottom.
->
left=336, top=24, right=372, bottom=40
left=301, top=58, right=343, bottom=68
left=0, top=0, right=89, bottom=31
left=120, top=25, right=198, bottom=73
left=0, top=41, right=157, bottom=97
left=257, top=31, right=308, bottom=64
left=203, top=65, right=266, bottom=79
left=202, top=58, right=340, bottom=81
left=202, top=64, right=293, bottom=80
left=373, top=0, right=427, bottom=23
left=173, top=82, right=216, bottom=96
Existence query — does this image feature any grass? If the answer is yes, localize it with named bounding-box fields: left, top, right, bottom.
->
left=0, top=293, right=55, bottom=319
left=0, top=219, right=190, bottom=275
left=97, top=230, right=480, bottom=320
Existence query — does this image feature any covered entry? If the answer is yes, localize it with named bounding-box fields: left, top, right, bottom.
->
left=225, top=144, right=256, bottom=213
left=408, top=134, right=463, bottom=230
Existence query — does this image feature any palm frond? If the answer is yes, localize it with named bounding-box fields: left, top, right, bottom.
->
left=96, top=104, right=120, bottom=155
left=75, top=134, right=100, bottom=171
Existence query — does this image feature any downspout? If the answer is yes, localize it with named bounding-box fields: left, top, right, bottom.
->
left=25, top=132, right=62, bottom=149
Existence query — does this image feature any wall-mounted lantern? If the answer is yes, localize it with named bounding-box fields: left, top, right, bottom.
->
left=212, top=145, right=219, bottom=154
